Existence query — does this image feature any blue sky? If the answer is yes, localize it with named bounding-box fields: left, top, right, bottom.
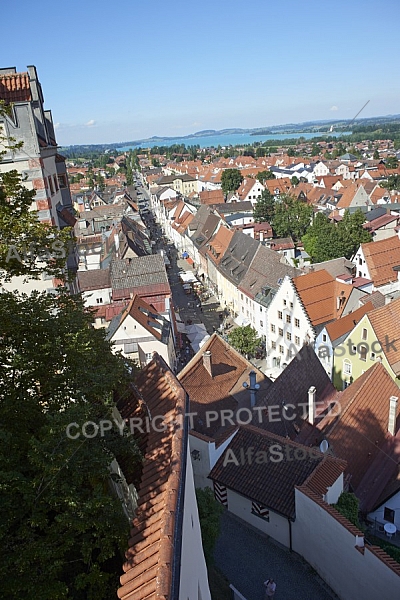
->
left=3, top=0, right=400, bottom=146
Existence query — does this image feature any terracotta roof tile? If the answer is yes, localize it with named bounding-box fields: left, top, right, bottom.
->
left=317, top=363, right=400, bottom=490
left=293, top=269, right=352, bottom=326
left=0, top=71, right=31, bottom=103
left=178, top=334, right=271, bottom=438
left=361, top=236, right=400, bottom=287
left=325, top=302, right=374, bottom=342
left=117, top=355, right=187, bottom=600
left=368, top=297, right=400, bottom=374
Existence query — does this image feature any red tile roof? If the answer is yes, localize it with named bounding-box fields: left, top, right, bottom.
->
left=361, top=236, right=400, bottom=287
left=325, top=302, right=374, bottom=342
left=293, top=269, right=352, bottom=326
left=0, top=71, right=31, bottom=103
left=117, top=355, right=187, bottom=600
left=178, top=334, right=271, bottom=438
left=368, top=297, right=400, bottom=375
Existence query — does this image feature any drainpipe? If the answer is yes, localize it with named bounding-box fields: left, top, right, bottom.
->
left=288, top=518, right=293, bottom=552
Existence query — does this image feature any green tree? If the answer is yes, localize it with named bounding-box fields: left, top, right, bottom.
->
left=221, top=168, right=243, bottom=196
left=290, top=175, right=299, bottom=186
left=0, top=289, right=140, bottom=599
left=373, top=149, right=380, bottom=160
left=337, top=209, right=372, bottom=258
left=311, top=144, right=320, bottom=156
left=196, top=487, right=223, bottom=564
left=287, top=147, right=296, bottom=157
left=253, top=190, right=275, bottom=224
left=228, top=325, right=261, bottom=357
left=272, top=194, right=313, bottom=241
left=385, top=174, right=400, bottom=191
left=302, top=212, right=340, bottom=263
left=334, top=492, right=361, bottom=529
left=386, top=156, right=399, bottom=169
left=256, top=170, right=275, bottom=183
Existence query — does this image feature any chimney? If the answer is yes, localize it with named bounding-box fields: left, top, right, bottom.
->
left=260, top=231, right=264, bottom=242
left=243, top=370, right=260, bottom=407
left=203, top=351, right=213, bottom=377
left=388, top=396, right=398, bottom=435
left=308, top=386, right=316, bottom=425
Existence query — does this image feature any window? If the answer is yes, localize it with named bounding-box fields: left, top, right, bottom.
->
left=279, top=345, right=284, bottom=354
left=290, top=302, right=293, bottom=308
left=286, top=315, right=291, bottom=324
left=271, top=341, right=276, bottom=349
left=344, top=360, right=352, bottom=375
left=241, top=293, right=243, bottom=300
left=246, top=297, right=248, bottom=304
left=53, top=174, right=59, bottom=191
left=279, top=328, right=283, bottom=337
left=260, top=320, right=263, bottom=327
left=362, top=328, right=367, bottom=341
left=295, top=336, right=300, bottom=345
left=359, top=345, right=367, bottom=361
left=271, top=324, right=275, bottom=333
left=286, top=332, right=291, bottom=341
left=295, top=318, right=300, bottom=327
left=283, top=299, right=287, bottom=306
left=359, top=257, right=362, bottom=266
left=322, top=334, right=327, bottom=342
left=278, top=311, right=283, bottom=320
left=57, top=174, right=67, bottom=188
left=48, top=176, right=54, bottom=195
left=384, top=507, right=395, bottom=524
left=370, top=352, right=376, bottom=361
left=251, top=501, right=270, bottom=521
left=96, top=297, right=103, bottom=304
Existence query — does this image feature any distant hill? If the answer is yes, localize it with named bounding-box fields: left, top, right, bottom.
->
left=59, top=113, right=400, bottom=153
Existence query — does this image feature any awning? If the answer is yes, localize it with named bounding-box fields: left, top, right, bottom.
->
left=186, top=257, right=194, bottom=265
left=234, top=314, right=251, bottom=327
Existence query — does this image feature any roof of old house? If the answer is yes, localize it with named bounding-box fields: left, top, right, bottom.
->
left=110, top=255, right=170, bottom=301
left=199, top=189, right=224, bottom=204
left=209, top=425, right=346, bottom=520
left=213, top=201, right=253, bottom=214
left=336, top=182, right=369, bottom=209
left=315, top=363, right=400, bottom=493
left=293, top=269, right=352, bottom=326
left=108, top=294, right=170, bottom=343
left=252, top=344, right=337, bottom=438
left=325, top=302, right=374, bottom=343
left=178, top=334, right=271, bottom=439
left=359, top=290, right=386, bottom=310
left=0, top=70, right=31, bottom=103
left=264, top=178, right=292, bottom=195
left=361, top=236, right=400, bottom=287
left=117, top=355, right=187, bottom=600
left=368, top=297, right=400, bottom=374
left=217, top=230, right=260, bottom=286
left=266, top=237, right=295, bottom=251
left=203, top=225, right=235, bottom=266
left=77, top=268, right=111, bottom=291
left=238, top=244, right=299, bottom=300
left=304, top=257, right=355, bottom=279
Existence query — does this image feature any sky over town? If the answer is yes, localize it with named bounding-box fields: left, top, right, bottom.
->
left=3, top=0, right=400, bottom=146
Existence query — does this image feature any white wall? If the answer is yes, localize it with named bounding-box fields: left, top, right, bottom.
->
left=179, top=444, right=212, bottom=600
left=227, top=489, right=290, bottom=547
left=189, top=430, right=237, bottom=490
left=293, top=489, right=400, bottom=600
left=368, top=490, right=400, bottom=532
left=82, top=287, right=112, bottom=307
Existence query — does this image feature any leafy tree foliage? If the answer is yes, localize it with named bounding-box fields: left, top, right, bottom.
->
left=272, top=194, right=313, bottom=242
left=302, top=209, right=371, bottom=263
left=195, top=487, right=223, bottom=564
left=333, top=492, right=361, bottom=529
left=0, top=289, right=140, bottom=599
left=228, top=325, right=261, bottom=357
left=290, top=175, right=299, bottom=186
left=373, top=149, right=380, bottom=160
left=221, top=168, right=243, bottom=196
left=385, top=156, right=399, bottom=169
left=253, top=190, right=275, bottom=224
left=256, top=170, right=275, bottom=183
left=385, top=174, right=400, bottom=191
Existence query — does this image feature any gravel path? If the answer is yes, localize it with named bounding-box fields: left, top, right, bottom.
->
left=213, top=511, right=338, bottom=600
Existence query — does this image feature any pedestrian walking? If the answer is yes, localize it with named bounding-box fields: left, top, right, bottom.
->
left=264, top=578, right=276, bottom=598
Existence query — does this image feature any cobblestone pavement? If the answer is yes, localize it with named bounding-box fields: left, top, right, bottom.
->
left=214, top=511, right=338, bottom=600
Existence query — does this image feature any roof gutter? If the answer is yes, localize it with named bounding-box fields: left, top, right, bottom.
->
left=170, top=391, right=190, bottom=599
